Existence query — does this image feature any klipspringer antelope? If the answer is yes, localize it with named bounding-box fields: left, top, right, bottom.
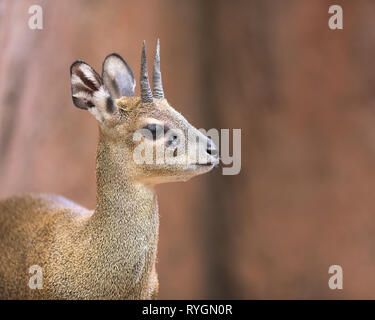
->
left=0, top=40, right=219, bottom=299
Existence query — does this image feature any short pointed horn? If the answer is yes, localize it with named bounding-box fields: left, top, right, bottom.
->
left=152, top=39, right=164, bottom=99
left=140, top=40, right=153, bottom=103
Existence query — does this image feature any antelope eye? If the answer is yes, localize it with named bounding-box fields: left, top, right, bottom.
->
left=142, top=124, right=164, bottom=140
left=166, top=132, right=179, bottom=147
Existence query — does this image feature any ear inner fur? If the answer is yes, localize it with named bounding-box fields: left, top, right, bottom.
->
left=102, top=53, right=136, bottom=98
left=70, top=60, right=116, bottom=121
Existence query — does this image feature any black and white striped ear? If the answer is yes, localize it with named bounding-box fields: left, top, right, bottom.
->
left=70, top=60, right=115, bottom=123
left=102, top=53, right=135, bottom=99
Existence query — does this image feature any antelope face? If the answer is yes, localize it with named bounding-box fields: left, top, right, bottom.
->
left=70, top=40, right=219, bottom=185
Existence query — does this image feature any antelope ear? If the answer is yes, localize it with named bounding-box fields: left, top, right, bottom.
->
left=70, top=60, right=115, bottom=123
left=102, top=53, right=135, bottom=98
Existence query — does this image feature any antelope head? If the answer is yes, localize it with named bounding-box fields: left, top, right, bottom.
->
left=70, top=40, right=219, bottom=185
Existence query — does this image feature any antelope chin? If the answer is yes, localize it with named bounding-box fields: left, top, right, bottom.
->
left=188, top=162, right=216, bottom=173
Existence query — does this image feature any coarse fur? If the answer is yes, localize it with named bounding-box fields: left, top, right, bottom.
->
left=0, top=41, right=218, bottom=299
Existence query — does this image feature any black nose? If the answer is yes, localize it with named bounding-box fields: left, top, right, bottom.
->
left=206, top=139, right=218, bottom=157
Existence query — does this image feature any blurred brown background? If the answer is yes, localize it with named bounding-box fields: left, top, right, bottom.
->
left=1, top=0, right=375, bottom=299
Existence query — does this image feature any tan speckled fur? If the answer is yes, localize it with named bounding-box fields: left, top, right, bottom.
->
left=0, top=96, right=216, bottom=299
